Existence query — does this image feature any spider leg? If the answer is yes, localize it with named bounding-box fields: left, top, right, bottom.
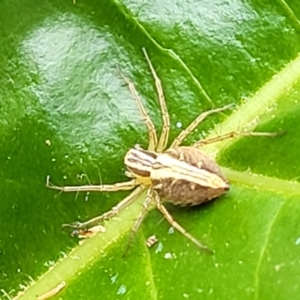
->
left=142, top=48, right=170, bottom=152
left=46, top=176, right=138, bottom=192
left=117, top=66, right=158, bottom=151
left=170, top=104, right=233, bottom=148
left=124, top=187, right=154, bottom=255
left=62, top=186, right=145, bottom=229
left=154, top=193, right=213, bottom=253
left=194, top=130, right=281, bottom=147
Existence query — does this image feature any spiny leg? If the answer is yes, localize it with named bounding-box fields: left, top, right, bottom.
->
left=117, top=66, right=158, bottom=151
left=154, top=193, right=213, bottom=253
left=194, top=130, right=281, bottom=148
left=124, top=187, right=154, bottom=255
left=63, top=186, right=145, bottom=230
left=142, top=48, right=170, bottom=152
left=171, top=104, right=234, bottom=148
left=46, top=176, right=138, bottom=192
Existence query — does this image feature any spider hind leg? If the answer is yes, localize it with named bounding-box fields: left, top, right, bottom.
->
left=154, top=193, right=213, bottom=253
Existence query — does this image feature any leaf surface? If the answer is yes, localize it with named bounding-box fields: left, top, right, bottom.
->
left=1, top=0, right=300, bottom=299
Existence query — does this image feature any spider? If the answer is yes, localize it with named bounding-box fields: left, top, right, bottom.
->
left=47, top=48, right=277, bottom=253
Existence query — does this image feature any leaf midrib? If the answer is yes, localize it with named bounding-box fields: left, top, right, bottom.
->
left=224, top=168, right=300, bottom=195
left=203, top=52, right=300, bottom=155
left=253, top=199, right=286, bottom=300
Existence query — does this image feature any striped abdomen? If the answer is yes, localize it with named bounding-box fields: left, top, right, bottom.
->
left=151, top=147, right=229, bottom=206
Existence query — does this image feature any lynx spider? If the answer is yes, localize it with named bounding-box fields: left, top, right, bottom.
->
left=47, top=48, right=277, bottom=252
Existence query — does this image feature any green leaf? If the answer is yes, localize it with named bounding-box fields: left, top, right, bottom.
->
left=1, top=0, right=300, bottom=299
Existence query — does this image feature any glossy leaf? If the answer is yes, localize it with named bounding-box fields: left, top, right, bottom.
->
left=1, top=0, right=300, bottom=299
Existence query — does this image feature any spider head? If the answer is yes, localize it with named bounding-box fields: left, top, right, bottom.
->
left=124, top=145, right=157, bottom=182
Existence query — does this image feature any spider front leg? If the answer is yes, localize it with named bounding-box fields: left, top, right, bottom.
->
left=46, top=176, right=138, bottom=192
left=154, top=193, right=213, bottom=253
left=117, top=66, right=158, bottom=151
left=62, top=186, right=145, bottom=230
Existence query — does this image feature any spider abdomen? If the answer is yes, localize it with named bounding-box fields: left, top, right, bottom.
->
left=151, top=147, right=229, bottom=206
